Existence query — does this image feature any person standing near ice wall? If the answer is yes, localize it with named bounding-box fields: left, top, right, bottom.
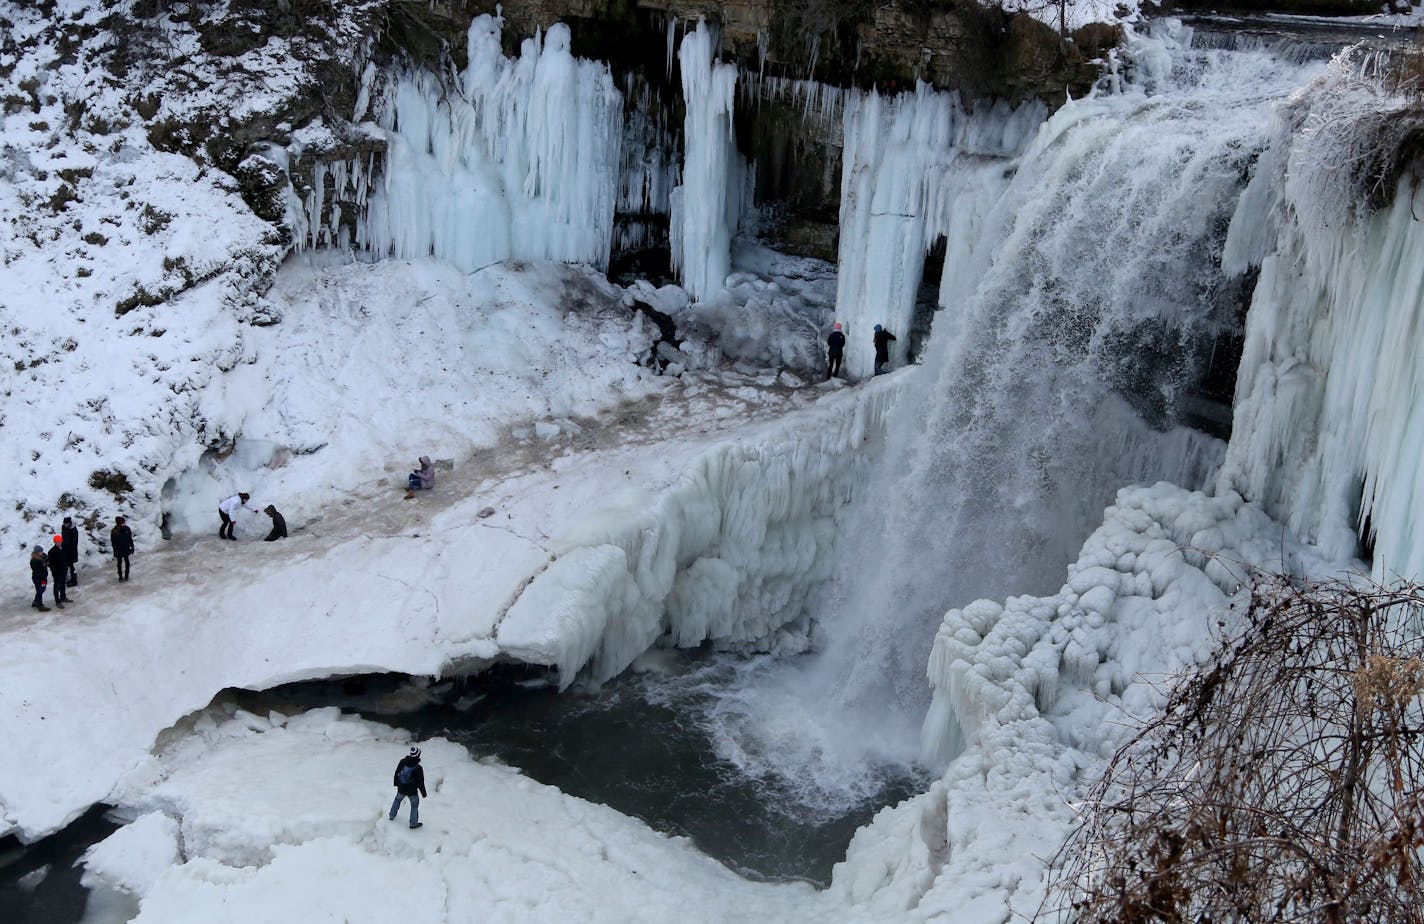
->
left=217, top=492, right=258, bottom=540
left=110, top=516, right=134, bottom=582
left=827, top=322, right=846, bottom=379
left=61, top=516, right=79, bottom=587
left=873, top=324, right=897, bottom=375
left=389, top=746, right=427, bottom=829
left=29, top=546, right=49, bottom=611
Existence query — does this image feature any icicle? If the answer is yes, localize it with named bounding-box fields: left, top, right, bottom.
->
left=361, top=14, right=623, bottom=272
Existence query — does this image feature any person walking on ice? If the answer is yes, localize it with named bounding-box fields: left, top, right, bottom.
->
left=405, top=456, right=435, bottom=500
left=29, top=546, right=50, bottom=611
left=873, top=324, right=897, bottom=376
left=110, top=516, right=134, bottom=581
left=389, top=746, right=428, bottom=829
left=217, top=492, right=259, bottom=540
left=826, top=322, right=846, bottom=380
left=262, top=505, right=287, bottom=541
left=47, top=535, right=69, bottom=608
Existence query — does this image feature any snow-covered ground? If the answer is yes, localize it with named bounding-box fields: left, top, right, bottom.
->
left=86, top=709, right=827, bottom=923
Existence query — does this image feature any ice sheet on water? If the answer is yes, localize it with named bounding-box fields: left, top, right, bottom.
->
left=85, top=708, right=824, bottom=923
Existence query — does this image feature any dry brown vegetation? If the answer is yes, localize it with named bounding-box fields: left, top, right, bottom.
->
left=1045, top=575, right=1424, bottom=924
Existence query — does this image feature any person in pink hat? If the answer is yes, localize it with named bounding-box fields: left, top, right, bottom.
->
left=826, top=321, right=846, bottom=380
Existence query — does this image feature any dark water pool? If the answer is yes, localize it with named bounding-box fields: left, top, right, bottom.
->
left=4, top=651, right=927, bottom=921
left=263, top=652, right=927, bottom=885
left=0, top=805, right=122, bottom=924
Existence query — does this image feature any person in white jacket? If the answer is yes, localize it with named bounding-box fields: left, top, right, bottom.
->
left=217, top=492, right=259, bottom=540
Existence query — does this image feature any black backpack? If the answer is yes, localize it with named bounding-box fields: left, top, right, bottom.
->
left=396, top=763, right=417, bottom=786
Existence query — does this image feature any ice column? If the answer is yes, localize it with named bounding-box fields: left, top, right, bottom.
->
left=670, top=21, right=747, bottom=301
left=1219, top=58, right=1424, bottom=578
left=833, top=87, right=1044, bottom=378
left=359, top=16, right=623, bottom=272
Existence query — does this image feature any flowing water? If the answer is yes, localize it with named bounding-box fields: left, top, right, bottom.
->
left=704, top=21, right=1331, bottom=798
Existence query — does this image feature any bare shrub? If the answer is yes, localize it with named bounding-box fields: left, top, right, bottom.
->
left=1045, top=575, right=1424, bottom=924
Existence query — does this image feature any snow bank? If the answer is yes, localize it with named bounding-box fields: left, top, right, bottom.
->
left=86, top=707, right=824, bottom=923
left=1218, top=55, right=1424, bottom=578
left=830, top=483, right=1352, bottom=920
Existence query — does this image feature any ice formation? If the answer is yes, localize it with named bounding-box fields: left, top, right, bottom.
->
left=615, top=75, right=681, bottom=254
left=497, top=376, right=904, bottom=687
left=355, top=16, right=623, bottom=271
left=670, top=21, right=752, bottom=301
left=834, top=483, right=1347, bottom=919
left=1219, top=55, right=1424, bottom=579
left=834, top=87, right=1045, bottom=378
left=780, top=23, right=1290, bottom=779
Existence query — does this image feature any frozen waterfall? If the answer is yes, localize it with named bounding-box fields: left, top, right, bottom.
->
left=356, top=16, right=623, bottom=272
left=1219, top=53, right=1424, bottom=579
left=671, top=21, right=752, bottom=301
left=834, top=87, right=1045, bottom=379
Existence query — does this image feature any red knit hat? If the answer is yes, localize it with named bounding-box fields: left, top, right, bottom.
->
left=52, top=534, right=62, bottom=543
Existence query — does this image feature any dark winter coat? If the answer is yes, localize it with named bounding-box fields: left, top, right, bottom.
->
left=873, top=329, right=897, bottom=362
left=47, top=544, right=67, bottom=580
left=61, top=523, right=79, bottom=565
left=393, top=756, right=427, bottom=797
left=30, top=554, right=47, bottom=585
left=110, top=524, right=135, bottom=557
left=827, top=330, right=846, bottom=358
left=263, top=506, right=287, bottom=542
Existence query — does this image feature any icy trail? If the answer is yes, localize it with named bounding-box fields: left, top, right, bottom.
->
left=0, top=356, right=899, bottom=841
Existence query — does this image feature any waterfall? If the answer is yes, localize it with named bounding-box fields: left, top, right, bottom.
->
left=707, top=22, right=1328, bottom=803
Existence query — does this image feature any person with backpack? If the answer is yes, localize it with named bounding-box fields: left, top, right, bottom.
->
left=873, top=324, right=897, bottom=376
left=110, top=516, right=134, bottom=581
left=389, top=746, right=428, bottom=829
left=29, top=546, right=50, bottom=611
left=826, top=322, right=846, bottom=380
left=61, top=516, right=79, bottom=587
left=217, top=492, right=259, bottom=540
left=46, top=535, right=69, bottom=608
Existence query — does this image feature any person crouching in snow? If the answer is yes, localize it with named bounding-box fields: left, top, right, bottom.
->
left=263, top=505, right=287, bottom=541
left=217, top=492, right=259, bottom=540
left=29, top=546, right=50, bottom=611
left=405, top=456, right=435, bottom=499
left=389, top=746, right=428, bottom=829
